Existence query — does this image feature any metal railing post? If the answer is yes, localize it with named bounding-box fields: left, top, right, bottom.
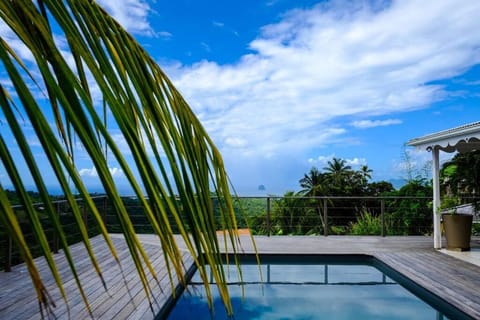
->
left=266, top=197, right=271, bottom=237
left=53, top=202, right=60, bottom=253
left=102, top=196, right=108, bottom=230
left=5, top=234, right=12, bottom=272
left=82, top=200, right=88, bottom=231
left=323, top=198, right=328, bottom=236
left=381, top=199, right=386, bottom=237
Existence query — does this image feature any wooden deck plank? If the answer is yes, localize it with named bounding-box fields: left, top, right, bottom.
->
left=2, top=237, right=135, bottom=320
left=0, top=235, right=190, bottom=320
left=1, top=235, right=479, bottom=319
left=0, top=235, right=118, bottom=310
left=374, top=251, right=480, bottom=319
left=107, top=254, right=192, bottom=320
left=95, top=248, right=176, bottom=319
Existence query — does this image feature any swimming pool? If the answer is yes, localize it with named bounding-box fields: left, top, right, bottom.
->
left=162, top=254, right=471, bottom=320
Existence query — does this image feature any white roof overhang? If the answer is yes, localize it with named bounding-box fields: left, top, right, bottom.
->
left=407, top=121, right=480, bottom=249
left=407, top=121, right=480, bottom=153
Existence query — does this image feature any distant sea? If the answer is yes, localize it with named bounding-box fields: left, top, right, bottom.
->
left=5, top=184, right=135, bottom=196
left=7, top=178, right=408, bottom=197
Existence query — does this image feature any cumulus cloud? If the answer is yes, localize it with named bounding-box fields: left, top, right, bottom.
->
left=96, top=0, right=155, bottom=36
left=308, top=154, right=367, bottom=168
left=169, top=0, right=480, bottom=161
left=78, top=167, right=97, bottom=177
left=345, top=157, right=368, bottom=167
left=308, top=154, right=335, bottom=166
left=351, top=119, right=402, bottom=129
left=109, top=167, right=124, bottom=177
left=79, top=166, right=124, bottom=178
left=0, top=21, right=33, bottom=62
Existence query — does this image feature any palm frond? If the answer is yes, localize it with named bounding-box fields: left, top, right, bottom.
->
left=0, top=0, right=248, bottom=317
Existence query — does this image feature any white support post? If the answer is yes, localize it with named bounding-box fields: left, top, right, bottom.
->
left=432, top=147, right=442, bottom=249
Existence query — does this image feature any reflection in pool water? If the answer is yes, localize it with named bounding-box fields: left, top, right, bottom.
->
left=165, top=255, right=466, bottom=320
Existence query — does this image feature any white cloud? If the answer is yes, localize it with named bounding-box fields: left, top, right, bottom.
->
left=27, top=136, right=41, bottom=147
left=158, top=31, right=173, bottom=39
left=308, top=154, right=366, bottom=168
left=79, top=167, right=96, bottom=177
left=308, top=154, right=336, bottom=166
left=0, top=21, right=33, bottom=62
left=78, top=166, right=124, bottom=178
left=212, top=21, right=225, bottom=28
left=351, top=119, right=402, bottom=129
left=345, top=157, right=367, bottom=167
left=108, top=167, right=124, bottom=177
left=169, top=0, right=480, bottom=162
left=96, top=0, right=155, bottom=36
left=266, top=0, right=280, bottom=6
left=225, top=137, right=248, bottom=148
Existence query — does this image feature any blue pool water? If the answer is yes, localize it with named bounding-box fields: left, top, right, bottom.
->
left=164, top=255, right=469, bottom=320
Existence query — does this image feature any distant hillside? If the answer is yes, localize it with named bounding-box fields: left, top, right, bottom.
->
left=388, top=178, right=407, bottom=190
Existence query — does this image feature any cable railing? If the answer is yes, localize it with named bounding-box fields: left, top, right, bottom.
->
left=233, top=196, right=436, bottom=237
left=2, top=194, right=479, bottom=272
left=0, top=196, right=108, bottom=272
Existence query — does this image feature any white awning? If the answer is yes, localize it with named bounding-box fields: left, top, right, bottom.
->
left=407, top=121, right=480, bottom=249
left=407, top=121, right=480, bottom=153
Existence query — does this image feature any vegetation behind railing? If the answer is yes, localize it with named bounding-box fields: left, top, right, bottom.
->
left=0, top=196, right=107, bottom=271
left=236, top=196, right=435, bottom=236
left=2, top=194, right=480, bottom=271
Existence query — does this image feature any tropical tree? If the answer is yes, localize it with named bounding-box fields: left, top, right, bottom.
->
left=298, top=168, right=330, bottom=232
left=386, top=179, right=433, bottom=235
left=323, top=157, right=353, bottom=194
left=323, top=158, right=352, bottom=184
left=359, top=165, right=373, bottom=181
left=271, top=191, right=321, bottom=235
left=441, top=150, right=480, bottom=197
left=0, top=1, right=247, bottom=317
left=299, top=167, right=326, bottom=196
left=366, top=181, right=394, bottom=196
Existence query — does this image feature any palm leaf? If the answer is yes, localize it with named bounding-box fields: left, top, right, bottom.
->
left=0, top=0, right=249, bottom=317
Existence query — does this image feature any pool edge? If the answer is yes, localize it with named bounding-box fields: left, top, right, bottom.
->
left=157, top=253, right=474, bottom=320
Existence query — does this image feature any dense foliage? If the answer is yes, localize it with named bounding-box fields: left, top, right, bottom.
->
left=385, top=179, right=433, bottom=235
left=441, top=150, right=480, bottom=198
left=247, top=157, right=435, bottom=236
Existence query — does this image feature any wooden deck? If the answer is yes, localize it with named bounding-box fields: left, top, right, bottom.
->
left=1, top=234, right=480, bottom=319
left=0, top=235, right=193, bottom=320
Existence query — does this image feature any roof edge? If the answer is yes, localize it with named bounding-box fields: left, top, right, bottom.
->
left=407, top=121, right=480, bottom=147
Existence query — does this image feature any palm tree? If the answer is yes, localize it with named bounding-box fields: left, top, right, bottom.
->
left=0, top=1, right=246, bottom=317
left=298, top=167, right=330, bottom=233
left=323, top=157, right=352, bottom=191
left=299, top=167, right=326, bottom=196
left=360, top=165, right=373, bottom=181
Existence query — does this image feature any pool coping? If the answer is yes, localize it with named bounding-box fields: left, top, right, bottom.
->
left=159, top=252, right=473, bottom=320
left=159, top=234, right=480, bottom=319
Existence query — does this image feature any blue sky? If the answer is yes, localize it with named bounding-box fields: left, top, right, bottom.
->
left=2, top=0, right=480, bottom=195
